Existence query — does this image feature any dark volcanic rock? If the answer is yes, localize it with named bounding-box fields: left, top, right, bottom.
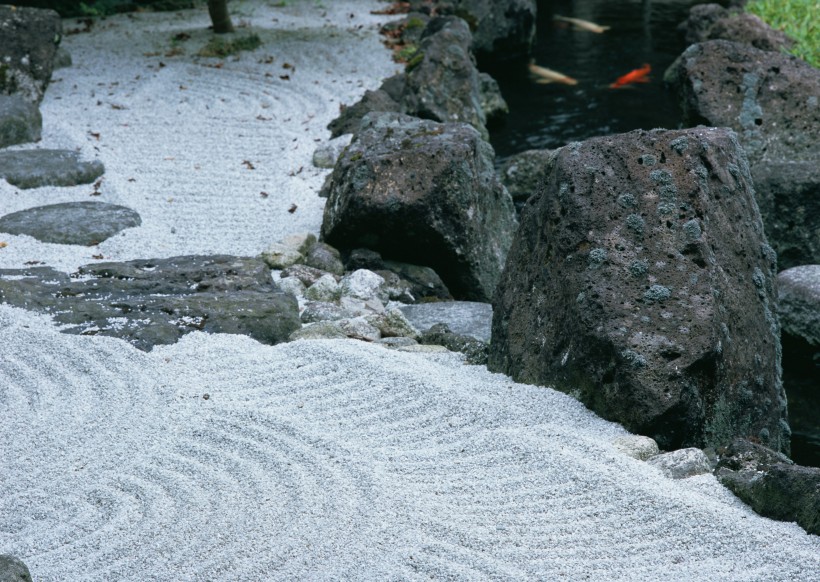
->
left=0, top=149, right=105, bottom=188
left=0, top=94, right=42, bottom=147
left=499, top=148, right=556, bottom=211
left=707, top=13, right=795, bottom=53
left=669, top=40, right=819, bottom=165
left=778, top=265, right=820, bottom=347
left=321, top=112, right=517, bottom=302
left=0, top=255, right=300, bottom=351
left=677, top=3, right=727, bottom=45
left=401, top=17, right=488, bottom=139
left=0, top=201, right=140, bottom=245
left=778, top=265, right=820, bottom=463
left=450, top=0, right=536, bottom=63
left=716, top=438, right=820, bottom=535
left=488, top=127, right=789, bottom=453
left=0, top=554, right=32, bottom=582
left=751, top=162, right=819, bottom=269
left=327, top=81, right=403, bottom=139
left=0, top=5, right=62, bottom=104
left=677, top=5, right=793, bottom=53
left=419, top=322, right=488, bottom=365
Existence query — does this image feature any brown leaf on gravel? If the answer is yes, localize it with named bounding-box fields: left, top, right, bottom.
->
left=0, top=242, right=7, bottom=249
left=288, top=204, right=298, bottom=213
left=89, top=131, right=101, bottom=140
left=242, top=160, right=256, bottom=170
left=279, top=74, right=290, bottom=81
left=260, top=191, right=269, bottom=198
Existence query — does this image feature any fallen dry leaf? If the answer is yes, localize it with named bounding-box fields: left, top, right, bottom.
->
left=288, top=204, right=298, bottom=213
left=242, top=160, right=256, bottom=170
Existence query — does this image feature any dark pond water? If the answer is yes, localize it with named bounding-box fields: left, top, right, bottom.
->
left=486, top=0, right=704, bottom=162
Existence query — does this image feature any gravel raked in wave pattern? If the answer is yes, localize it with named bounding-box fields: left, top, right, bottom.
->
left=2, top=305, right=819, bottom=580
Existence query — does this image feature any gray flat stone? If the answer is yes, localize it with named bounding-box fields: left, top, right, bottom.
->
left=0, top=255, right=301, bottom=351
left=0, top=149, right=104, bottom=188
left=0, top=201, right=141, bottom=245
left=399, top=301, right=492, bottom=342
left=778, top=265, right=820, bottom=346
left=0, top=94, right=42, bottom=148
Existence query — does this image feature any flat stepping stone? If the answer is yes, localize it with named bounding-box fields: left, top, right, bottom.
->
left=0, top=255, right=300, bottom=350
left=0, top=94, right=41, bottom=148
left=0, top=149, right=104, bottom=188
left=0, top=201, right=141, bottom=245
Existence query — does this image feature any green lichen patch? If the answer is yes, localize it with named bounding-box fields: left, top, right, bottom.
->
left=626, top=213, right=645, bottom=236
left=587, top=248, right=608, bottom=268
left=643, top=284, right=671, bottom=303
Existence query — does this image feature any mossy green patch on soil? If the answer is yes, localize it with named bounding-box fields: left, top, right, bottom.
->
left=746, top=0, right=819, bottom=67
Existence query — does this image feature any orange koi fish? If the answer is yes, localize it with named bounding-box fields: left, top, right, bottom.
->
left=528, top=60, right=578, bottom=86
left=609, top=64, right=651, bottom=88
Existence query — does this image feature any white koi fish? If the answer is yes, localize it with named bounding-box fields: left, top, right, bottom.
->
left=528, top=60, right=578, bottom=86
left=554, top=15, right=611, bottom=33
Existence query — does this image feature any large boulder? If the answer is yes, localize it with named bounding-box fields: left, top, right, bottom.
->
left=669, top=40, right=818, bottom=165
left=488, top=127, right=789, bottom=453
left=321, top=112, right=517, bottom=302
left=0, top=255, right=301, bottom=350
left=0, top=94, right=41, bottom=148
left=667, top=40, right=820, bottom=266
left=401, top=17, right=489, bottom=139
left=0, top=5, right=62, bottom=104
left=716, top=438, right=820, bottom=535
left=751, top=162, right=819, bottom=269
left=450, top=0, right=536, bottom=64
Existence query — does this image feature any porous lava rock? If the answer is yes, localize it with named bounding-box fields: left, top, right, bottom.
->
left=751, top=162, right=819, bottom=269
left=667, top=39, right=820, bottom=268
left=499, top=148, right=556, bottom=211
left=0, top=5, right=62, bottom=104
left=677, top=3, right=728, bottom=46
left=401, top=17, right=489, bottom=139
left=0, top=255, right=300, bottom=350
left=488, top=127, right=789, bottom=453
left=777, top=265, right=820, bottom=464
left=677, top=5, right=793, bottom=53
left=778, top=265, right=820, bottom=347
left=670, top=40, right=818, bottom=165
left=0, top=94, right=41, bottom=147
left=0, top=201, right=140, bottom=245
left=321, top=112, right=517, bottom=302
left=716, top=438, right=820, bottom=535
left=448, top=0, right=536, bottom=64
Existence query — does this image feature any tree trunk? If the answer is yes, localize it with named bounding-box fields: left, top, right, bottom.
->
left=207, top=0, right=234, bottom=34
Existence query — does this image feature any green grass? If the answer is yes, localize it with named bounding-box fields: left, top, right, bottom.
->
left=198, top=33, right=262, bottom=57
left=745, top=0, right=819, bottom=67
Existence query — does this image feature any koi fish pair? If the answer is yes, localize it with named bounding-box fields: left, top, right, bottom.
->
left=528, top=61, right=652, bottom=89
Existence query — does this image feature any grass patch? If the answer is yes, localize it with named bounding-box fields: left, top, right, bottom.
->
left=198, top=33, right=263, bottom=57
left=745, top=0, right=819, bottom=67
